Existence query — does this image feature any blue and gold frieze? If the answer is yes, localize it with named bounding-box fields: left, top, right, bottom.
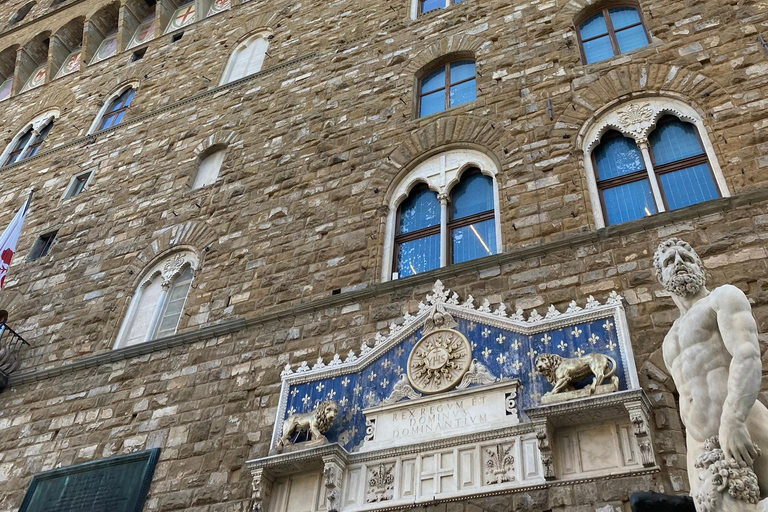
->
left=273, top=281, right=639, bottom=453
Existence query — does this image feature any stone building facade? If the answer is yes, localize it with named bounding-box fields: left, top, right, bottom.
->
left=0, top=0, right=766, bottom=508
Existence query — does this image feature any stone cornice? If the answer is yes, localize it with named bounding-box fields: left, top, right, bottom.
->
left=7, top=187, right=768, bottom=387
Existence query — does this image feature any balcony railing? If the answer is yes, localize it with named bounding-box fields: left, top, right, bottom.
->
left=0, top=323, right=28, bottom=390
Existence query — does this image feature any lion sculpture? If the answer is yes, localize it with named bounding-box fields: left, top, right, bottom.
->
left=535, top=352, right=619, bottom=396
left=276, top=400, right=339, bottom=453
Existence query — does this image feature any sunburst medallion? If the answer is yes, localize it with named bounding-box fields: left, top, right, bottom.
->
left=407, top=329, right=472, bottom=394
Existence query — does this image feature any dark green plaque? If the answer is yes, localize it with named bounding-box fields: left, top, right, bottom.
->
left=19, top=448, right=160, bottom=512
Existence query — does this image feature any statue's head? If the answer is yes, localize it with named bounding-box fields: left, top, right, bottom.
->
left=653, top=238, right=706, bottom=297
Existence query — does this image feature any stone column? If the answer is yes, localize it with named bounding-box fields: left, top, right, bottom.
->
left=638, top=139, right=665, bottom=214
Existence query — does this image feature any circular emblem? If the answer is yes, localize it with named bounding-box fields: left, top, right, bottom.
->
left=407, top=329, right=472, bottom=394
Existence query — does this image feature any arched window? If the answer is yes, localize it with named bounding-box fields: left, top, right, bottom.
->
left=115, top=252, right=196, bottom=348
left=220, top=33, right=269, bottom=85
left=593, top=132, right=656, bottom=225
left=449, top=171, right=495, bottom=264
left=577, top=5, right=650, bottom=64
left=418, top=59, right=476, bottom=118
left=580, top=99, right=727, bottom=228
left=384, top=149, right=502, bottom=281
left=93, top=87, right=135, bottom=132
left=1, top=112, right=57, bottom=166
left=395, top=184, right=441, bottom=277
left=648, top=116, right=719, bottom=211
left=192, top=147, right=225, bottom=189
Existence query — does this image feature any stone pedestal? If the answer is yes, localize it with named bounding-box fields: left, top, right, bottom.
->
left=541, top=382, right=618, bottom=405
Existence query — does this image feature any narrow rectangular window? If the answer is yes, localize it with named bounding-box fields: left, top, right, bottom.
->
left=64, top=171, right=92, bottom=198
left=29, top=231, right=58, bottom=260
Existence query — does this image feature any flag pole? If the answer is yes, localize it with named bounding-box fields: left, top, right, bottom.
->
left=23, top=189, right=33, bottom=215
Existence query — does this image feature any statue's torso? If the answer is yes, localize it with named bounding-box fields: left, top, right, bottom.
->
left=662, top=291, right=731, bottom=441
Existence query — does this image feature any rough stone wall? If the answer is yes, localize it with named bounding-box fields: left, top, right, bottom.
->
left=0, top=0, right=765, bottom=509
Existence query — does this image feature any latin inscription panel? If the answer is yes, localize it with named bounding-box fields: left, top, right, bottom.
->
left=361, top=381, right=519, bottom=451
left=19, top=449, right=160, bottom=512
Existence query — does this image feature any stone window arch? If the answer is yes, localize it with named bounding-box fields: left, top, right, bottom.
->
left=580, top=97, right=729, bottom=228
left=575, top=3, right=651, bottom=64
left=9, top=2, right=35, bottom=24
left=88, top=83, right=137, bottom=133
left=219, top=31, right=270, bottom=85
left=18, top=32, right=50, bottom=94
left=411, top=0, right=465, bottom=18
left=382, top=148, right=502, bottom=281
left=0, top=46, right=17, bottom=101
left=0, top=110, right=58, bottom=166
left=52, top=17, right=84, bottom=79
left=114, top=250, right=198, bottom=348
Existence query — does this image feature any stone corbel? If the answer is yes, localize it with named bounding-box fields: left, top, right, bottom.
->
left=533, top=419, right=555, bottom=480
left=625, top=400, right=656, bottom=467
left=250, top=468, right=273, bottom=512
left=322, top=453, right=345, bottom=512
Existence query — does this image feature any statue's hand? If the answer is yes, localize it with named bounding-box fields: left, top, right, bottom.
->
left=719, top=419, right=758, bottom=466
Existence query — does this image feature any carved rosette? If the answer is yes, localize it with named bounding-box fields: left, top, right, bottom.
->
left=366, top=463, right=395, bottom=503
left=407, top=329, right=472, bottom=394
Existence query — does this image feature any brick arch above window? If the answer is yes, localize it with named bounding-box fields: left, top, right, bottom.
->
left=386, top=115, right=507, bottom=171
left=404, top=34, right=485, bottom=76
left=129, top=220, right=219, bottom=278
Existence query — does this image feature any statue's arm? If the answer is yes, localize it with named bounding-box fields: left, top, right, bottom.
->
left=713, top=285, right=762, bottom=463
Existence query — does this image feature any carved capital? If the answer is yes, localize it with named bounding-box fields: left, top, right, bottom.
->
left=625, top=400, right=655, bottom=467
left=250, top=468, right=273, bottom=512
left=533, top=419, right=555, bottom=480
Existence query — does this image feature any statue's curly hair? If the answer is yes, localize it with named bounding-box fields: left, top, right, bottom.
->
left=652, top=238, right=702, bottom=283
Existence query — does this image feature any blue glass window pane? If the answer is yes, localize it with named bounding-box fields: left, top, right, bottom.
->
left=579, top=12, right=608, bottom=39
left=397, top=234, right=440, bottom=277
left=594, top=134, right=644, bottom=180
left=398, top=187, right=440, bottom=234
left=603, top=180, right=656, bottom=225
left=609, top=7, right=641, bottom=29
left=421, top=67, right=444, bottom=93
left=583, top=35, right=614, bottom=63
left=420, top=89, right=445, bottom=117
left=450, top=60, right=475, bottom=83
left=449, top=79, right=475, bottom=108
left=420, top=0, right=443, bottom=13
left=452, top=218, right=496, bottom=264
left=659, top=164, right=718, bottom=210
left=451, top=173, right=493, bottom=219
left=615, top=25, right=648, bottom=53
left=123, top=88, right=135, bottom=106
left=649, top=120, right=704, bottom=166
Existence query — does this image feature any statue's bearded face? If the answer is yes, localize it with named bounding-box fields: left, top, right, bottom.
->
left=657, top=245, right=705, bottom=296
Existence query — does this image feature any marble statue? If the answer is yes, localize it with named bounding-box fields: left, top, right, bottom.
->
left=276, top=400, right=339, bottom=453
left=654, top=238, right=768, bottom=511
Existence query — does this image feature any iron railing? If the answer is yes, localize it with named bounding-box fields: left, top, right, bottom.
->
left=0, top=322, right=28, bottom=390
